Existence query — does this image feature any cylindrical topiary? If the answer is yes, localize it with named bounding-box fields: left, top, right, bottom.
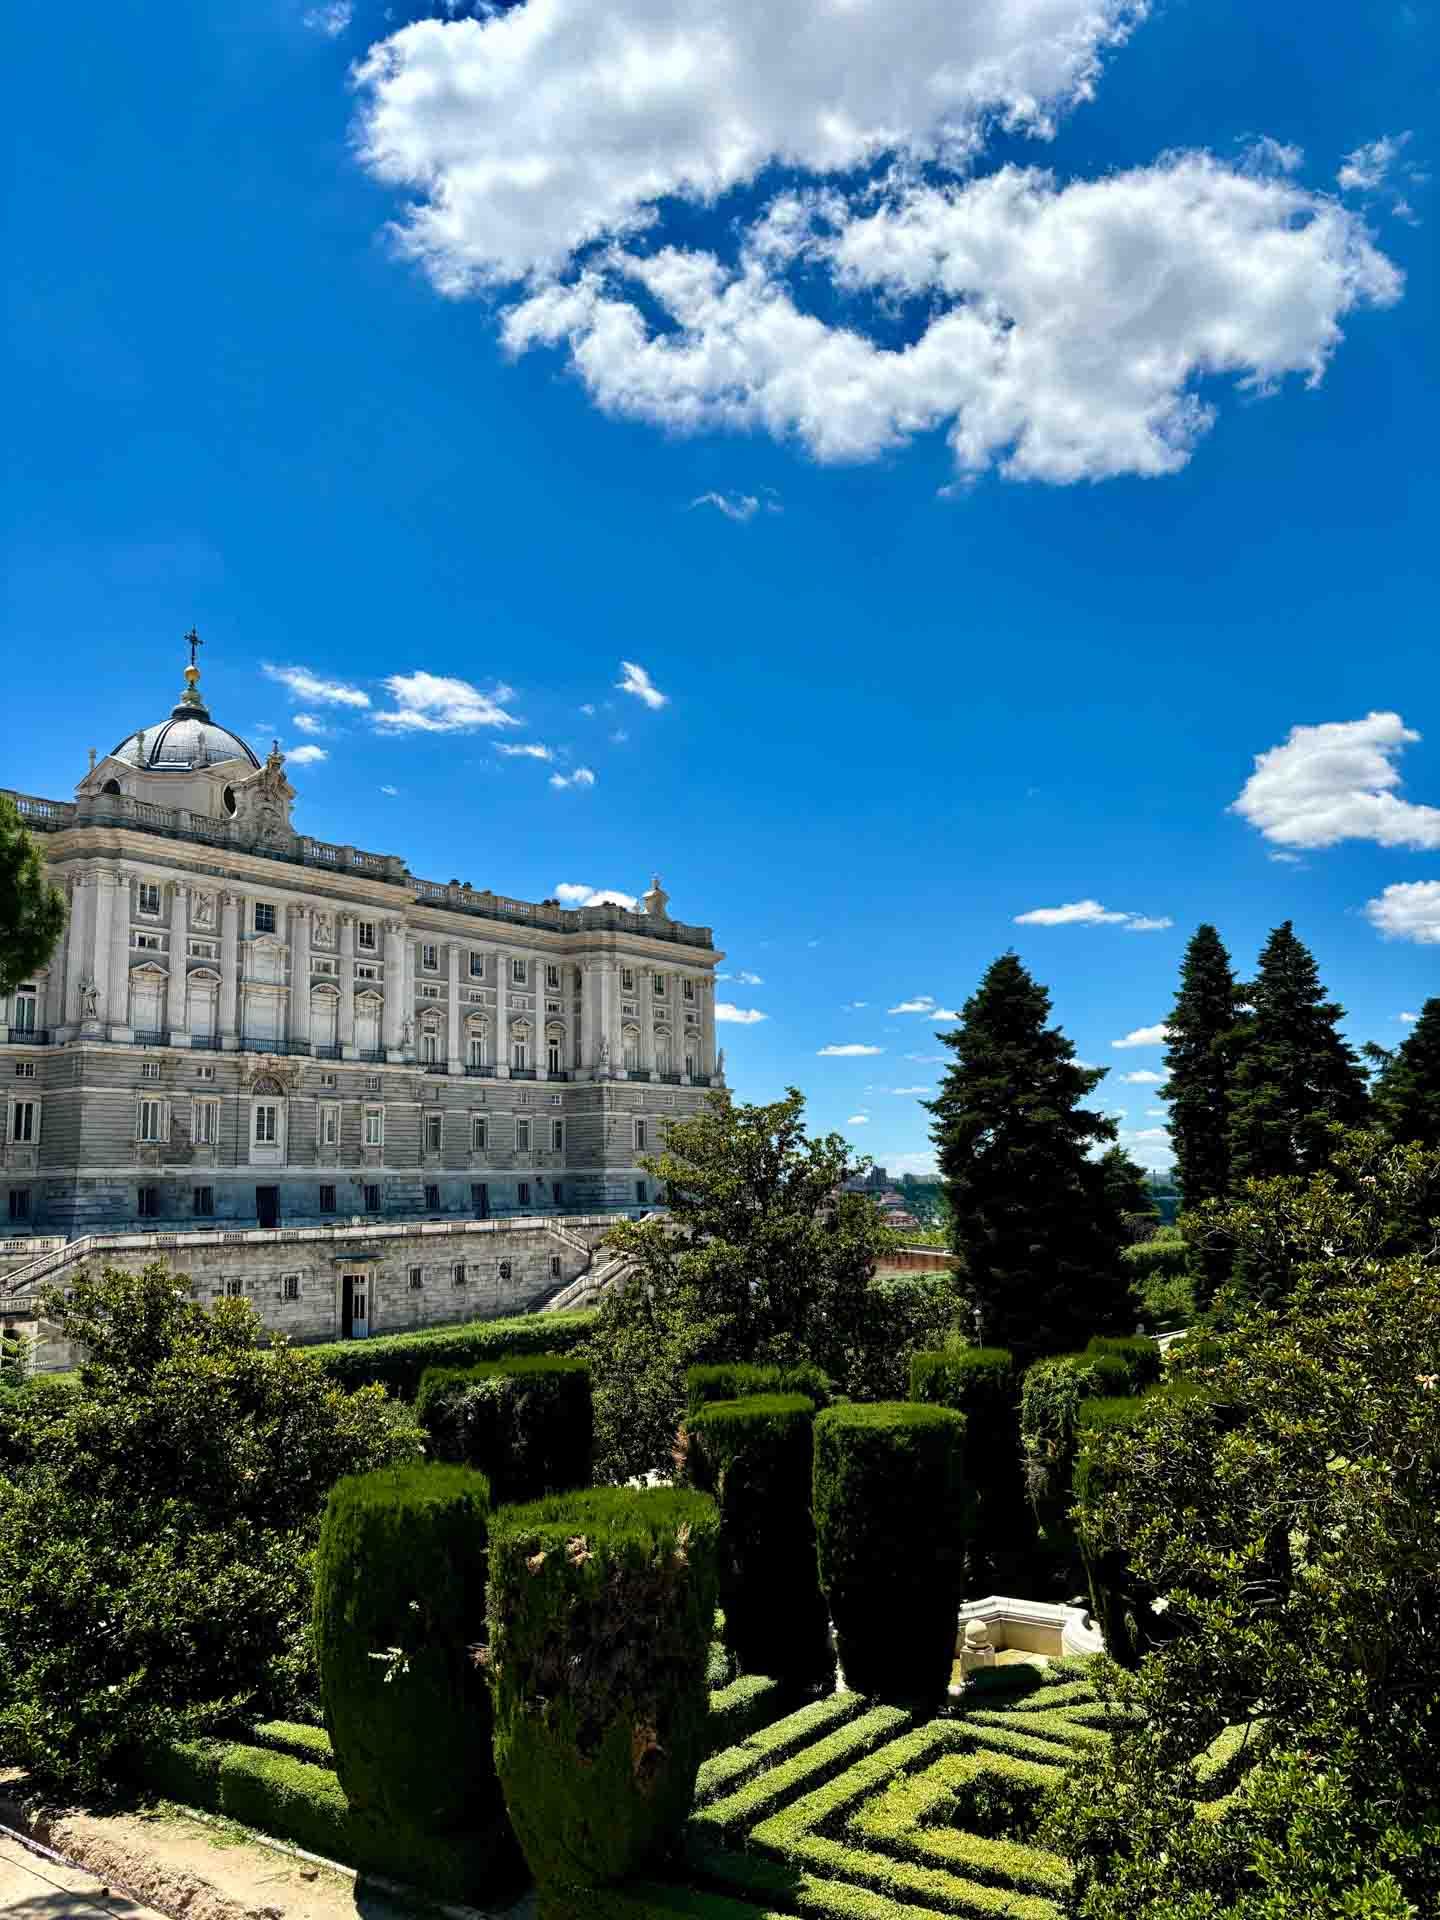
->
left=416, top=1354, right=592, bottom=1504
left=1083, top=1334, right=1162, bottom=1393
left=486, top=1486, right=718, bottom=1897
left=686, top=1393, right=832, bottom=1692
left=813, top=1401, right=970, bottom=1703
left=684, top=1361, right=832, bottom=1418
left=909, top=1346, right=1027, bottom=1592
left=312, top=1463, right=505, bottom=1896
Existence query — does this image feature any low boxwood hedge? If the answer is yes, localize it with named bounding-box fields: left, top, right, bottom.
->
left=305, top=1308, right=595, bottom=1399
left=813, top=1401, right=970, bottom=1704
left=417, top=1353, right=592, bottom=1503
left=684, top=1362, right=833, bottom=1418
left=487, top=1486, right=719, bottom=1895
left=686, top=1394, right=831, bottom=1693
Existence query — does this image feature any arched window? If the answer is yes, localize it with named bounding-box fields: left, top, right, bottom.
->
left=546, top=1023, right=564, bottom=1075
left=102, top=778, right=122, bottom=796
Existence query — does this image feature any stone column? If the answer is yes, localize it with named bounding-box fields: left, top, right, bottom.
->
left=290, top=906, right=311, bottom=1050
left=166, top=881, right=189, bottom=1041
left=701, top=975, right=717, bottom=1078
left=44, top=901, right=69, bottom=1032
left=401, top=933, right=417, bottom=1060
left=495, top=948, right=510, bottom=1078
left=602, top=960, right=620, bottom=1074
left=106, top=871, right=131, bottom=1037
left=383, top=923, right=403, bottom=1059
left=446, top=941, right=461, bottom=1074
left=338, top=914, right=356, bottom=1057
left=639, top=964, right=654, bottom=1072
left=91, top=869, right=115, bottom=1033
left=219, top=892, right=241, bottom=1049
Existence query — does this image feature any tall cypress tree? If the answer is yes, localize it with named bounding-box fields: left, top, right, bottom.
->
left=1228, top=921, right=1369, bottom=1185
left=1373, top=999, right=1440, bottom=1149
left=928, top=953, right=1132, bottom=1363
left=1164, top=924, right=1244, bottom=1213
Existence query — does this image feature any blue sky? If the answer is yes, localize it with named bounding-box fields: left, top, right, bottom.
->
left=6, top=0, right=1438, bottom=1173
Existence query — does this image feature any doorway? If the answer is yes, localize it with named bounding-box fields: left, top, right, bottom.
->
left=256, top=1186, right=279, bottom=1229
left=341, top=1273, right=371, bottom=1340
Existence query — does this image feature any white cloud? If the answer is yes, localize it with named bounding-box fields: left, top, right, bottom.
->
left=847, top=1114, right=870, bottom=1126
left=886, top=1085, right=932, bottom=1096
left=1268, top=850, right=1306, bottom=865
left=379, top=784, right=399, bottom=796
left=1113, top=1023, right=1169, bottom=1048
left=842, top=1000, right=869, bottom=1011
left=496, top=742, right=556, bottom=761
left=303, top=2, right=352, bottom=37
left=718, top=970, right=764, bottom=987
left=716, top=1003, right=767, bottom=1024
left=889, top=996, right=938, bottom=1014
left=1015, top=899, right=1169, bottom=930
left=579, top=703, right=596, bottom=717
left=885, top=1152, right=940, bottom=1178
left=262, top=663, right=370, bottom=709
left=1123, top=916, right=1174, bottom=933
left=818, top=1043, right=884, bottom=1057
left=1238, top=135, right=1303, bottom=178
left=691, top=492, right=760, bottom=522
left=1120, top=1069, right=1166, bottom=1085
left=550, top=766, right=597, bottom=790
left=292, top=713, right=332, bottom=736
left=374, top=671, right=519, bottom=734
left=1123, top=1127, right=1170, bottom=1144
left=904, top=1053, right=945, bottom=1064
left=286, top=744, right=328, bottom=766
left=1365, top=881, right=1440, bottom=944
left=1400, top=1010, right=1419, bottom=1024
left=1338, top=133, right=1412, bottom=194
left=554, top=882, right=639, bottom=908
left=1232, top=713, right=1440, bottom=850
left=1144, top=1107, right=1168, bottom=1117
left=609, top=728, right=629, bottom=745
left=616, top=660, right=668, bottom=709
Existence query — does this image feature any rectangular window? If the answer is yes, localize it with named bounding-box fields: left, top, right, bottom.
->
left=635, top=1179, right=648, bottom=1206
left=409, top=1265, right=423, bottom=1290
left=312, top=957, right=335, bottom=975
left=355, top=964, right=378, bottom=981
left=421, top=944, right=439, bottom=971
left=547, top=1037, right=562, bottom=1074
left=195, top=1063, right=215, bottom=1081
left=420, top=983, right=442, bottom=1001
left=225, top=1276, right=244, bottom=1298
left=425, top=1113, right=443, bottom=1152
left=685, top=1050, right=698, bottom=1078
left=363, top=1107, right=383, bottom=1148
left=318, top=1071, right=337, bottom=1088
left=254, top=1103, right=279, bottom=1145
left=469, top=952, right=485, bottom=978
left=254, top=902, right=276, bottom=934
left=363, top=1183, right=381, bottom=1212
left=12, top=989, right=37, bottom=1033
left=188, top=939, right=218, bottom=959
left=133, top=931, right=163, bottom=951
left=653, top=973, right=666, bottom=997
left=552, top=1181, right=564, bottom=1208
left=425, top=1183, right=441, bottom=1210
left=453, top=1262, right=467, bottom=1287
left=365, top=1074, right=382, bottom=1091
left=320, top=1102, right=340, bottom=1147
left=193, top=1184, right=214, bottom=1216
left=319, top=1183, right=337, bottom=1213
left=511, top=957, right=526, bottom=984
left=137, top=882, right=161, bottom=917
left=684, top=978, right=696, bottom=1001
left=8, top=1189, right=31, bottom=1222
left=14, top=1061, right=35, bottom=1079
left=193, top=1100, right=217, bottom=1145
left=635, top=1118, right=647, bottom=1151
left=137, top=1098, right=164, bottom=1143
left=471, top=1181, right=489, bottom=1218
left=517, top=1182, right=530, bottom=1208
left=282, top=1274, right=301, bottom=1301
left=516, top=1117, right=531, bottom=1151
left=621, top=968, right=635, bottom=993
left=546, top=964, right=560, bottom=989
left=471, top=1116, right=487, bottom=1152
left=141, top=1061, right=161, bottom=1080
left=356, top=921, right=376, bottom=951
left=138, top=1185, right=160, bottom=1218
left=550, top=1254, right=562, bottom=1279
left=546, top=1000, right=561, bottom=1015
left=551, top=1119, right=564, bottom=1152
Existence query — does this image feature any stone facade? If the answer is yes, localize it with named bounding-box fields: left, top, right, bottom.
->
left=1, top=656, right=723, bottom=1243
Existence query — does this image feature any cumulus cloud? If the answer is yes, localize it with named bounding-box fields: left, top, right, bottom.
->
left=1123, top=1126, right=1170, bottom=1144
left=1238, top=135, right=1303, bottom=177
left=1399, top=1010, right=1419, bottom=1023
left=554, top=882, right=638, bottom=907
left=496, top=742, right=556, bottom=761
left=616, top=660, right=668, bottom=709
left=373, top=671, right=519, bottom=733
left=286, top=743, right=328, bottom=766
left=718, top=970, right=764, bottom=986
left=1365, top=881, right=1440, bottom=944
left=1113, top=1023, right=1169, bottom=1048
left=818, top=1043, right=884, bottom=1057
left=717, top=1002, right=767, bottom=1024
left=1123, top=915, right=1174, bottom=933
left=1232, top=713, right=1440, bottom=850
left=262, top=663, right=370, bottom=709
left=847, top=1114, right=871, bottom=1126
left=379, top=784, right=399, bottom=796
left=549, top=765, right=597, bottom=790
left=1338, top=133, right=1412, bottom=194
left=1016, top=900, right=1170, bottom=930
left=1120, top=1069, right=1166, bottom=1085
left=303, top=2, right=352, bottom=36
left=890, top=996, right=938, bottom=1014
left=292, top=713, right=331, bottom=736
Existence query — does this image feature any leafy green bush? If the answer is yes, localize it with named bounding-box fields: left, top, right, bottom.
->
left=684, top=1361, right=832, bottom=1417
left=908, top=1347, right=1025, bottom=1588
left=1071, top=1393, right=1174, bottom=1668
left=685, top=1394, right=832, bottom=1692
left=313, top=1463, right=505, bottom=1897
left=1018, top=1349, right=1140, bottom=1550
left=1083, top=1333, right=1162, bottom=1392
left=812, top=1402, right=970, bottom=1703
left=487, top=1486, right=719, bottom=1894
left=307, top=1308, right=595, bottom=1399
left=1120, top=1236, right=1188, bottom=1281
left=416, top=1354, right=592, bottom=1503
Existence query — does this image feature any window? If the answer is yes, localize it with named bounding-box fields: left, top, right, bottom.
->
left=356, top=920, right=376, bottom=951
left=635, top=1118, right=648, bottom=1151
left=425, top=1113, right=443, bottom=1153
left=516, top=1117, right=531, bottom=1151
left=471, top=1180, right=490, bottom=1217
left=196, top=1063, right=215, bottom=1081
left=420, top=983, right=442, bottom=1001
left=138, top=1185, right=160, bottom=1218
left=225, top=1276, right=244, bottom=1298
left=453, top=1262, right=467, bottom=1287
left=547, top=1037, right=562, bottom=1074
left=320, top=1103, right=340, bottom=1147
left=282, top=1274, right=301, bottom=1301
left=14, top=1061, right=35, bottom=1080
left=133, top=931, right=163, bottom=951
left=363, top=1183, right=381, bottom=1212
left=313, top=957, right=335, bottom=975
left=319, top=1183, right=337, bottom=1213
left=517, top=1182, right=531, bottom=1208
left=12, top=988, right=37, bottom=1034
left=10, top=1099, right=38, bottom=1143
left=621, top=968, right=635, bottom=993
left=363, top=1107, right=384, bottom=1148
left=635, top=1180, right=648, bottom=1206
left=409, top=1265, right=423, bottom=1290
left=193, top=1184, right=214, bottom=1215
left=193, top=1100, right=217, bottom=1145
left=141, top=1061, right=161, bottom=1081
left=9, top=1190, right=30, bottom=1223
left=423, top=1029, right=440, bottom=1065
left=188, top=939, right=218, bottom=959
left=137, top=1097, right=165, bottom=1143
left=365, top=1075, right=382, bottom=1091
left=551, top=1119, right=564, bottom=1152
left=546, top=964, right=560, bottom=989
left=552, top=1180, right=564, bottom=1208
left=254, top=902, right=276, bottom=934
left=471, top=1116, right=487, bottom=1152
left=653, top=973, right=666, bottom=997
left=138, top=882, right=161, bottom=917
left=421, top=943, right=439, bottom=971
left=511, top=957, right=526, bottom=984
left=546, top=1001, right=561, bottom=1015
left=685, top=1049, right=698, bottom=1078
left=551, top=1254, right=562, bottom=1278
left=499, top=1260, right=512, bottom=1281
left=684, top=978, right=696, bottom=1001
left=469, top=952, right=485, bottom=978
left=425, top=1183, right=441, bottom=1210
left=254, top=1102, right=279, bottom=1145
left=318, top=1071, right=336, bottom=1088
left=355, top=964, right=378, bottom=981
left=511, top=1034, right=528, bottom=1071
left=622, top=1030, right=639, bottom=1072
left=467, top=1033, right=485, bottom=1068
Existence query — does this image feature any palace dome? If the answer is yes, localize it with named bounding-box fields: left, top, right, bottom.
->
left=109, top=680, right=259, bottom=773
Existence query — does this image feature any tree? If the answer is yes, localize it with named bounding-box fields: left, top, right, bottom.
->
left=1100, top=1145, right=1158, bottom=1238
left=1227, top=921, right=1368, bottom=1187
left=928, top=953, right=1132, bottom=1363
left=1372, top=997, right=1440, bottom=1150
left=1163, top=924, right=1243, bottom=1212
left=585, top=1089, right=899, bottom=1482
left=0, top=792, right=66, bottom=996
left=1046, top=1134, right=1440, bottom=1919
left=0, top=1263, right=422, bottom=1789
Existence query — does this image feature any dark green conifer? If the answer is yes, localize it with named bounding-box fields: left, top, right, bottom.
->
left=928, top=952, right=1131, bottom=1363
left=1373, top=998, right=1440, bottom=1149
left=1228, top=921, right=1368, bottom=1185
left=1163, top=924, right=1244, bottom=1213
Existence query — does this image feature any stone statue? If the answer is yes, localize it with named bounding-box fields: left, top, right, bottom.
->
left=231, top=744, right=296, bottom=851
left=81, top=977, right=100, bottom=1021
left=598, top=1034, right=610, bottom=1067
left=313, top=912, right=333, bottom=949
left=716, top=1046, right=726, bottom=1079
left=401, top=1016, right=414, bottom=1048
left=193, top=891, right=214, bottom=928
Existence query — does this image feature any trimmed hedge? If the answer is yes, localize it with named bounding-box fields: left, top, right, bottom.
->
left=813, top=1402, right=970, bottom=1703
left=686, top=1394, right=832, bottom=1693
left=908, top=1347, right=1025, bottom=1588
left=312, top=1463, right=504, bottom=1897
left=1019, top=1350, right=1145, bottom=1549
left=417, top=1353, right=592, bottom=1503
left=706, top=1674, right=786, bottom=1753
left=251, top=1718, right=334, bottom=1765
left=306, top=1308, right=596, bottom=1398
left=1083, top=1334, right=1161, bottom=1393
left=685, top=1362, right=832, bottom=1418
left=488, top=1486, right=720, bottom=1894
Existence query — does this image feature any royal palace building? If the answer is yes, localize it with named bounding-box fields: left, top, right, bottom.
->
left=0, top=651, right=724, bottom=1245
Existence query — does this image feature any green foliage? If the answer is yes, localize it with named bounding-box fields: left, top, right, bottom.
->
left=1070, top=1392, right=1182, bottom=1668
left=250, top=1718, right=334, bottom=1764
left=907, top=1347, right=1024, bottom=1590
left=416, top=1353, right=592, bottom=1503
left=686, top=1394, right=832, bottom=1692
left=0, top=1262, right=421, bottom=1791
left=1018, top=1350, right=1142, bottom=1557
left=312, top=1463, right=504, bottom=1896
left=928, top=954, right=1133, bottom=1364
left=306, top=1307, right=595, bottom=1399
left=706, top=1674, right=786, bottom=1752
left=1082, top=1335, right=1161, bottom=1393
left=813, top=1402, right=970, bottom=1703
left=587, top=1090, right=892, bottom=1482
left=685, top=1361, right=833, bottom=1417
left=1045, top=1138, right=1440, bottom=1917
left=848, top=1273, right=969, bottom=1401
left=0, top=791, right=66, bottom=995
left=1163, top=923, right=1243, bottom=1222
left=487, top=1486, right=720, bottom=1893
left=1372, top=996, right=1440, bottom=1149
